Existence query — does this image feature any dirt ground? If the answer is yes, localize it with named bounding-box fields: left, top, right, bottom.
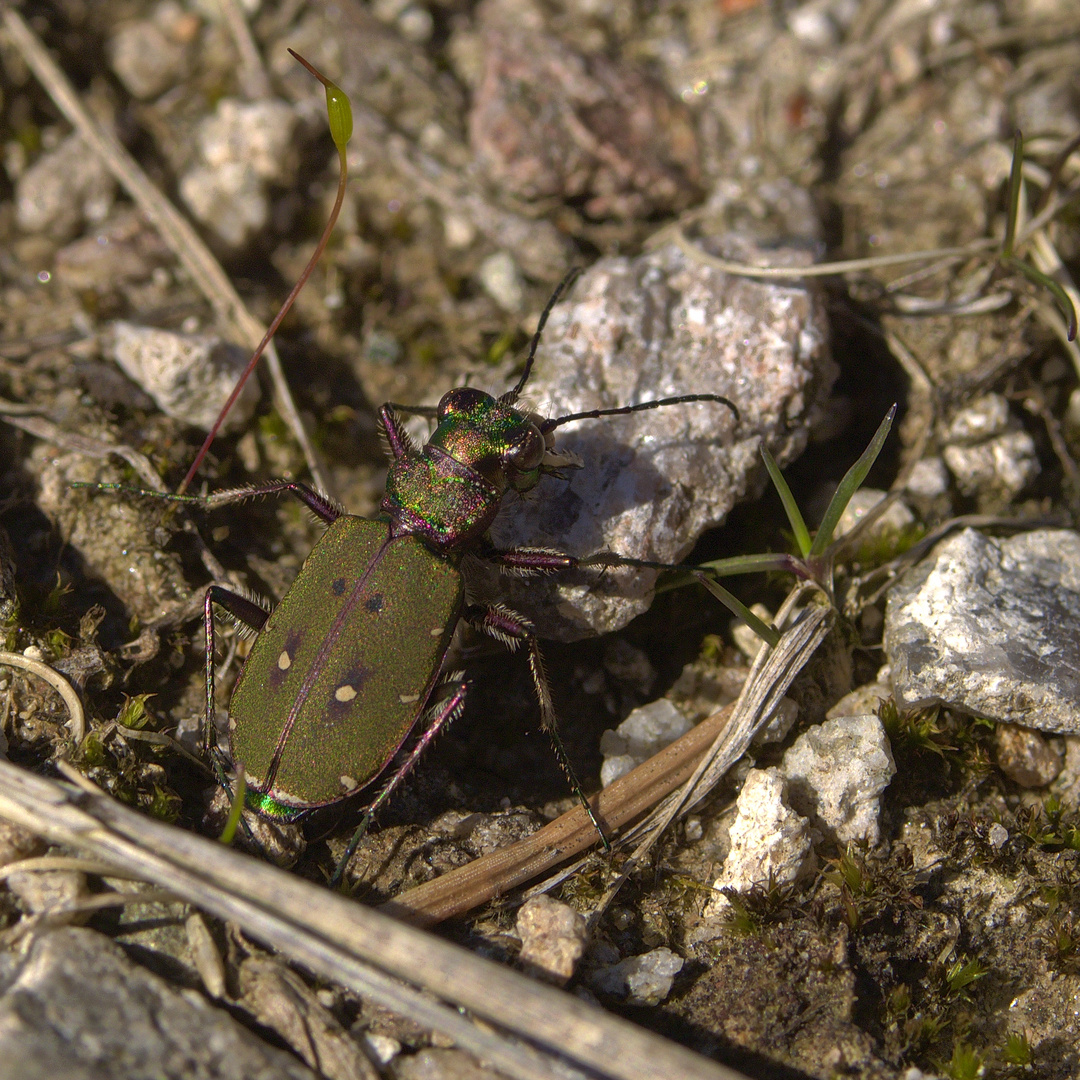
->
left=1, top=0, right=1079, bottom=1078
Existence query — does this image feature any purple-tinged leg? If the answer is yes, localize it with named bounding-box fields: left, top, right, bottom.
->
left=465, top=603, right=609, bottom=848
left=203, top=585, right=270, bottom=757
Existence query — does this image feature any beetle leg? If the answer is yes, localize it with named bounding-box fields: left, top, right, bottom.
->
left=78, top=480, right=342, bottom=523
left=488, top=545, right=715, bottom=577
left=203, top=585, right=270, bottom=758
left=330, top=678, right=469, bottom=889
left=465, top=603, right=610, bottom=850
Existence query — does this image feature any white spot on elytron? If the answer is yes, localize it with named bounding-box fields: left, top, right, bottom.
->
left=399, top=692, right=420, bottom=704
left=277, top=651, right=291, bottom=670
left=430, top=626, right=442, bottom=636
left=335, top=685, right=357, bottom=702
left=340, top=775, right=358, bottom=790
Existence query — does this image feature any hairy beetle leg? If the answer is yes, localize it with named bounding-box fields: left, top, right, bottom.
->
left=466, top=602, right=610, bottom=851
left=203, top=585, right=270, bottom=758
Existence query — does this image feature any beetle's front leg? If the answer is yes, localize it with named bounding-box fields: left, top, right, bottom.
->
left=203, top=585, right=270, bottom=758
left=465, top=603, right=609, bottom=847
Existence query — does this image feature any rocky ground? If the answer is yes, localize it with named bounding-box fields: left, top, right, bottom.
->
left=0, top=0, right=1079, bottom=1078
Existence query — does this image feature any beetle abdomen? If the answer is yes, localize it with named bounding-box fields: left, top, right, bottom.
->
left=229, top=516, right=463, bottom=808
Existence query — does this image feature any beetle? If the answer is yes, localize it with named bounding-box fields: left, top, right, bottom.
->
left=84, top=57, right=739, bottom=876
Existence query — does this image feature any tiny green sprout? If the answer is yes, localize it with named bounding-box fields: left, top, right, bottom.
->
left=1001, top=130, right=1077, bottom=341
left=147, top=784, right=181, bottom=823
left=79, top=729, right=107, bottom=768
left=687, top=405, right=896, bottom=648
left=219, top=765, right=247, bottom=846
left=945, top=957, right=989, bottom=998
left=945, top=1042, right=984, bottom=1080
left=1002, top=1031, right=1032, bottom=1067
left=116, top=692, right=154, bottom=730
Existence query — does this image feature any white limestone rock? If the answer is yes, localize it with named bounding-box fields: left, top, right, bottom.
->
left=781, top=714, right=896, bottom=846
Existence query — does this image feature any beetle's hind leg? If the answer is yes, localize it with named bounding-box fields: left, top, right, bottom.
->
left=330, top=678, right=469, bottom=889
left=466, top=603, right=610, bottom=850
left=203, top=585, right=269, bottom=758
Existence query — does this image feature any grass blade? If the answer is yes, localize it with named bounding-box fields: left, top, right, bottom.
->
left=809, top=405, right=896, bottom=558
left=694, top=573, right=780, bottom=647
left=761, top=443, right=812, bottom=557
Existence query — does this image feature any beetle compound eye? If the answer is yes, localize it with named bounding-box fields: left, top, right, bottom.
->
left=507, top=425, right=545, bottom=473
left=438, top=387, right=490, bottom=421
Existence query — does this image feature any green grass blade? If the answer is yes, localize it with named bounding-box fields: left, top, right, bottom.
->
left=219, top=767, right=247, bottom=846
left=761, top=443, right=812, bottom=557
left=694, top=573, right=780, bottom=648
left=1004, top=255, right=1078, bottom=340
left=809, top=405, right=896, bottom=558
left=1003, top=130, right=1023, bottom=257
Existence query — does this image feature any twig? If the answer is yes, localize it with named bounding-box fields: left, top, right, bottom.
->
left=0, top=758, right=752, bottom=1080
left=0, top=651, right=85, bottom=742
left=667, top=227, right=999, bottom=279
left=380, top=702, right=736, bottom=927
left=582, top=587, right=831, bottom=928
left=0, top=9, right=330, bottom=496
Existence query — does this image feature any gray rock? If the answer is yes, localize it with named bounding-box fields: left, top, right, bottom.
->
left=515, top=895, right=588, bottom=984
left=16, top=134, right=116, bottom=242
left=943, top=432, right=1040, bottom=499
left=0, top=927, right=317, bottom=1079
left=704, top=767, right=812, bottom=916
left=599, top=698, right=692, bottom=786
left=780, top=714, right=896, bottom=846
left=884, top=528, right=1080, bottom=733
left=589, top=947, right=684, bottom=1006
left=179, top=99, right=298, bottom=247
left=105, top=322, right=258, bottom=432
left=903, top=457, right=949, bottom=499
left=488, top=239, right=835, bottom=639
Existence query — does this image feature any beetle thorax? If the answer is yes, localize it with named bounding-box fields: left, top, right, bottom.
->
left=381, top=387, right=548, bottom=550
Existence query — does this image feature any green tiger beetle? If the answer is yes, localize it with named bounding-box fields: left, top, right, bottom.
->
left=86, top=55, right=739, bottom=884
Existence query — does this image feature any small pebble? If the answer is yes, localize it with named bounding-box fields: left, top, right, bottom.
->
left=705, top=768, right=812, bottom=917
left=590, top=947, right=684, bottom=1005
left=479, top=251, right=524, bottom=312
left=781, top=714, right=896, bottom=846
left=516, top=895, right=588, bottom=985
left=7, top=869, right=86, bottom=915
left=995, top=723, right=1062, bottom=788
left=105, top=322, right=258, bottom=432
left=16, top=134, right=116, bottom=242
left=946, top=394, right=1011, bottom=444
left=834, top=489, right=915, bottom=540
left=600, top=699, right=692, bottom=786
left=732, top=604, right=775, bottom=661
left=904, top=457, right=949, bottom=499
left=987, top=822, right=1009, bottom=850
left=363, top=1032, right=401, bottom=1066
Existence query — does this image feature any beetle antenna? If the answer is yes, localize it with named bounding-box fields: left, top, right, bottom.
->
left=178, top=51, right=354, bottom=495
left=540, top=393, right=740, bottom=432
left=501, top=267, right=581, bottom=406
